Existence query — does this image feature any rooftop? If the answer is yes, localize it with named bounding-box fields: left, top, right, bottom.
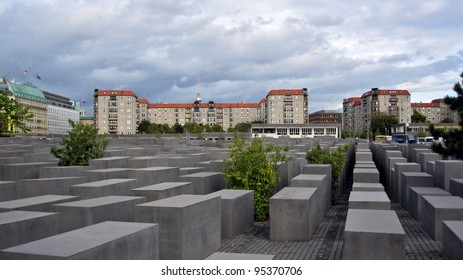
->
left=7, top=81, right=48, bottom=104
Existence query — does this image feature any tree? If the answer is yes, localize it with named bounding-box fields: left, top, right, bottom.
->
left=172, top=123, right=184, bottom=134
left=306, top=144, right=350, bottom=202
left=223, top=135, right=291, bottom=221
left=431, top=71, right=463, bottom=159
left=441, top=117, right=454, bottom=123
left=0, top=92, right=34, bottom=134
left=411, top=110, right=428, bottom=123
left=370, top=112, right=398, bottom=136
left=137, top=119, right=151, bottom=134
left=51, top=120, right=108, bottom=166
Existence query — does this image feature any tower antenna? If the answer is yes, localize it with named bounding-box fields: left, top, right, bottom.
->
left=196, top=72, right=201, bottom=102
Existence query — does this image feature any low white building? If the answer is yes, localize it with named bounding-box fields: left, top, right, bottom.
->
left=250, top=123, right=341, bottom=138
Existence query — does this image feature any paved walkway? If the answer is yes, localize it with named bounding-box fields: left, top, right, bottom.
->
left=218, top=189, right=444, bottom=260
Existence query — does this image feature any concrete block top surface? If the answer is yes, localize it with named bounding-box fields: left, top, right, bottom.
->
left=1, top=221, right=157, bottom=257
left=136, top=167, right=177, bottom=171
left=0, top=181, right=15, bottom=184
left=349, top=191, right=390, bottom=202
left=206, top=189, right=253, bottom=199
left=355, top=161, right=375, bottom=165
left=2, top=162, right=54, bottom=167
left=401, top=172, right=433, bottom=178
left=53, top=196, right=145, bottom=208
left=271, top=187, right=316, bottom=200
left=409, top=187, right=451, bottom=195
left=19, top=177, right=86, bottom=182
left=353, top=168, right=379, bottom=174
left=0, top=210, right=56, bottom=225
left=422, top=196, right=463, bottom=209
left=132, top=182, right=191, bottom=191
left=291, top=174, right=327, bottom=181
left=352, top=183, right=384, bottom=189
left=73, top=179, right=138, bottom=187
left=0, top=195, right=78, bottom=209
left=92, top=156, right=132, bottom=161
left=86, top=168, right=131, bottom=173
left=451, top=179, right=463, bottom=184
left=137, top=194, right=217, bottom=208
left=443, top=221, right=463, bottom=240
left=205, top=252, right=274, bottom=260
left=180, top=172, right=220, bottom=178
left=345, top=209, right=405, bottom=234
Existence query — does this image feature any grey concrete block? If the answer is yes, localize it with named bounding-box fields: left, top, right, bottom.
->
left=70, top=179, right=140, bottom=199
left=168, top=156, right=194, bottom=168
left=418, top=153, right=442, bottom=172
left=434, top=160, right=463, bottom=192
left=0, top=157, right=23, bottom=165
left=0, top=211, right=59, bottom=250
left=352, top=183, right=385, bottom=192
left=128, top=167, right=179, bottom=187
left=353, top=168, right=379, bottom=183
left=343, top=209, right=406, bottom=260
left=17, top=177, right=88, bottom=198
left=179, top=167, right=207, bottom=175
left=0, top=195, right=78, bottom=213
left=421, top=196, right=463, bottom=241
left=52, top=196, right=146, bottom=233
left=177, top=172, right=225, bottom=195
left=205, top=252, right=274, bottom=260
left=89, top=156, right=132, bottom=169
left=127, top=156, right=168, bottom=168
left=386, top=157, right=407, bottom=197
left=85, top=168, right=131, bottom=181
left=23, top=153, right=57, bottom=163
left=408, top=187, right=451, bottom=222
left=426, top=161, right=436, bottom=176
left=356, top=152, right=372, bottom=162
left=399, top=172, right=434, bottom=210
left=270, top=187, right=318, bottom=241
left=450, top=179, right=463, bottom=198
left=131, top=182, right=194, bottom=202
left=393, top=163, right=421, bottom=203
left=39, top=166, right=95, bottom=178
left=0, top=181, right=16, bottom=202
left=290, top=174, right=329, bottom=220
left=442, top=221, right=463, bottom=259
left=206, top=189, right=254, bottom=239
left=0, top=162, right=57, bottom=181
left=348, top=191, right=391, bottom=210
left=135, top=195, right=221, bottom=260
left=0, top=221, right=159, bottom=260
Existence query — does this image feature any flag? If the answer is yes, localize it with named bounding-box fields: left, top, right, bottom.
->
left=24, top=70, right=28, bottom=75
left=36, top=75, right=41, bottom=80
left=81, top=98, right=86, bottom=104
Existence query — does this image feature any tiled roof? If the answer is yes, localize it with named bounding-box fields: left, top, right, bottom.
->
left=267, top=89, right=304, bottom=96
left=343, top=97, right=361, bottom=103
left=97, top=90, right=138, bottom=98
left=361, top=89, right=410, bottom=98
left=149, top=102, right=261, bottom=109
left=137, top=98, right=149, bottom=104
left=411, top=102, right=440, bottom=108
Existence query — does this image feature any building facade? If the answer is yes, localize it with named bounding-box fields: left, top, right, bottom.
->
left=6, top=80, right=48, bottom=135
left=43, top=91, right=80, bottom=135
left=93, top=88, right=309, bottom=134
left=93, top=89, right=138, bottom=134
left=411, top=98, right=459, bottom=123
left=343, top=88, right=411, bottom=134
left=309, top=110, right=342, bottom=123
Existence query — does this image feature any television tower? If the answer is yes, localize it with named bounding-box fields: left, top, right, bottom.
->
left=196, top=73, right=201, bottom=102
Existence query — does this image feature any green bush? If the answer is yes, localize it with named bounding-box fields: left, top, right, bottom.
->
left=51, top=120, right=108, bottom=166
left=223, top=135, right=290, bottom=221
left=305, top=144, right=350, bottom=202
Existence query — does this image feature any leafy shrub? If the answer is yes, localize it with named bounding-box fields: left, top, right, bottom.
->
left=223, top=135, right=290, bottom=221
left=305, top=144, right=350, bottom=202
left=51, top=120, right=108, bottom=166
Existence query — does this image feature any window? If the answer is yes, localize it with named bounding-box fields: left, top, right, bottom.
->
left=314, top=128, right=325, bottom=135
left=277, top=128, right=287, bottom=135
left=289, top=128, right=300, bottom=135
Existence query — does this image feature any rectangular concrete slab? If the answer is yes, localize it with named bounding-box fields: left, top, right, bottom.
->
left=134, top=194, right=221, bottom=260
left=16, top=177, right=88, bottom=198
left=450, top=179, right=463, bottom=198
left=353, top=168, right=379, bottom=183
left=0, top=221, right=159, bottom=260
left=399, top=172, right=434, bottom=210
left=70, top=178, right=139, bottom=199
left=0, top=211, right=59, bottom=250
left=343, top=209, right=405, bottom=260
left=0, top=181, right=16, bottom=202
left=442, top=221, right=463, bottom=260
left=352, top=183, right=385, bottom=192
left=421, top=195, right=463, bottom=241
left=408, top=187, right=451, bottom=222
left=348, top=191, right=391, bottom=210
left=128, top=167, right=179, bottom=187
left=131, top=182, right=194, bottom=201
left=0, top=195, right=78, bottom=213
left=434, top=160, right=463, bottom=192
left=177, top=172, right=225, bottom=195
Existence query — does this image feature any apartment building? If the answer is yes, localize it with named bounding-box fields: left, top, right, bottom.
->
left=343, top=88, right=411, bottom=134
left=411, top=98, right=459, bottom=123
left=263, top=88, right=309, bottom=124
left=93, top=89, right=138, bottom=134
left=309, top=110, right=341, bottom=123
left=94, top=88, right=309, bottom=133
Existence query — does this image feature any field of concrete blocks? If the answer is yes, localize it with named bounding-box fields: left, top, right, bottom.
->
left=0, top=136, right=462, bottom=260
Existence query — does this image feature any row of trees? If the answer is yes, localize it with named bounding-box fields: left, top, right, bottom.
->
left=136, top=119, right=258, bottom=134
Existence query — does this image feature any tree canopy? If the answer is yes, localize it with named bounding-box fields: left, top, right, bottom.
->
left=411, top=110, right=428, bottom=123
left=431, top=71, right=463, bottom=159
left=0, top=92, right=34, bottom=134
left=370, top=112, right=398, bottom=136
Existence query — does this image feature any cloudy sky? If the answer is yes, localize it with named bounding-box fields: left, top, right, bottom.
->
left=1, top=0, right=462, bottom=114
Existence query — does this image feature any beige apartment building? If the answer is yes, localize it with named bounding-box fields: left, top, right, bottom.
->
left=343, top=88, right=412, bottom=134
left=93, top=89, right=138, bottom=134
left=94, top=88, right=309, bottom=134
left=411, top=98, right=459, bottom=123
